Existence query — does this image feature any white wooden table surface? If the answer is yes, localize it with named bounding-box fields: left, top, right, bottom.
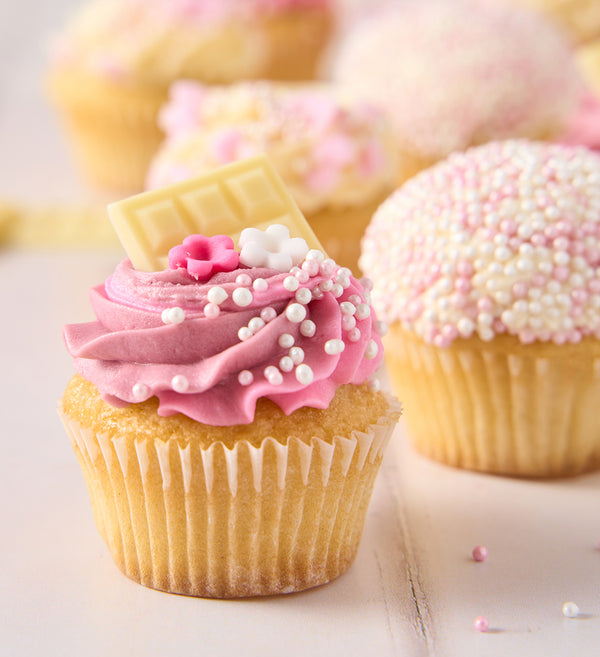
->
left=1, top=2, right=599, bottom=656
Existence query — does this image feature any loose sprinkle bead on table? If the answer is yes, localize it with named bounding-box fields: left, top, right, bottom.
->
left=472, top=545, right=488, bottom=562
left=474, top=616, right=489, bottom=632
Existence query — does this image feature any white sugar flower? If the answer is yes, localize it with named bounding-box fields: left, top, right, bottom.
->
left=238, top=224, right=309, bottom=272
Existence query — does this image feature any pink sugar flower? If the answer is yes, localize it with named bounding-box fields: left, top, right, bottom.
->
left=168, top=234, right=239, bottom=281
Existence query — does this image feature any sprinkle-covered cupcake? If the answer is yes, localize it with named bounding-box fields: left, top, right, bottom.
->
left=47, top=0, right=335, bottom=192
left=332, top=0, right=583, bottom=184
left=361, top=140, right=600, bottom=477
left=59, top=156, right=399, bottom=597
left=146, top=81, right=398, bottom=273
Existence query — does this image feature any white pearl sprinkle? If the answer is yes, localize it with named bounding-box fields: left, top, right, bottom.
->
left=457, top=317, right=475, bottom=337
left=331, top=284, right=344, bottom=298
left=161, top=306, right=186, bottom=325
left=236, top=273, right=252, bottom=286
left=279, top=356, right=294, bottom=372
left=238, top=370, right=254, bottom=386
left=562, top=602, right=579, bottom=618
left=171, top=375, right=189, bottom=393
left=348, top=328, right=361, bottom=342
left=289, top=346, right=305, bottom=364
left=285, top=303, right=307, bottom=323
left=264, top=366, right=283, bottom=386
left=306, top=249, right=325, bottom=262
left=300, top=319, right=316, bottom=337
left=320, top=259, right=336, bottom=276
left=232, top=287, right=253, bottom=307
left=207, top=286, right=228, bottom=305
left=238, top=327, right=253, bottom=341
left=257, top=308, right=274, bottom=324
left=295, top=364, right=314, bottom=385
left=132, top=382, right=150, bottom=400
left=368, top=378, right=381, bottom=392
left=336, top=274, right=351, bottom=289
left=294, top=269, right=310, bottom=283
left=295, top=288, right=312, bottom=305
left=319, top=279, right=334, bottom=292
left=253, top=278, right=268, bottom=292
left=341, top=301, right=357, bottom=315
left=374, top=320, right=388, bottom=336
left=279, top=333, right=295, bottom=348
left=283, top=275, right=300, bottom=291
left=324, top=339, right=345, bottom=355
left=365, top=339, right=379, bottom=359
left=355, top=303, right=371, bottom=320
left=302, top=259, right=320, bottom=276
left=204, top=302, right=220, bottom=318
left=343, top=315, right=357, bottom=331
left=248, top=317, right=265, bottom=333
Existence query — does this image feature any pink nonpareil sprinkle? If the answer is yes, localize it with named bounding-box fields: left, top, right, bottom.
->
left=472, top=545, right=488, bottom=562
left=474, top=616, right=489, bottom=632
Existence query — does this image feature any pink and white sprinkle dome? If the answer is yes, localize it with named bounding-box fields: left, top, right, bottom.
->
left=332, top=0, right=582, bottom=159
left=360, top=140, right=600, bottom=346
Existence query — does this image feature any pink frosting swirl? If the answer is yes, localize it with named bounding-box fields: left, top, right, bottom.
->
left=64, top=256, right=384, bottom=425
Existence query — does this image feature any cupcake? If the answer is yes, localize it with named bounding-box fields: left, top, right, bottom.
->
left=59, top=156, right=399, bottom=597
left=361, top=140, right=600, bottom=478
left=332, top=0, right=584, bottom=185
left=47, top=0, right=334, bottom=192
left=146, top=80, right=398, bottom=273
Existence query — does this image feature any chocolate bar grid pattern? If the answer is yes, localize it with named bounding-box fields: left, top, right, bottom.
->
left=108, top=156, right=324, bottom=272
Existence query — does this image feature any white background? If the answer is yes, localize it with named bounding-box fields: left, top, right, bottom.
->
left=1, top=2, right=600, bottom=655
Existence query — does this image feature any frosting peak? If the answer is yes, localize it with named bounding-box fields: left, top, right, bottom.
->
left=65, top=235, right=384, bottom=425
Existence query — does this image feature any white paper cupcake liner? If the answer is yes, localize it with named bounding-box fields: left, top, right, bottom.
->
left=60, top=398, right=400, bottom=598
left=386, top=327, right=600, bottom=477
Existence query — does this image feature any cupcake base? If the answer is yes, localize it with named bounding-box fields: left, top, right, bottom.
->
left=60, top=376, right=399, bottom=597
left=386, top=326, right=600, bottom=477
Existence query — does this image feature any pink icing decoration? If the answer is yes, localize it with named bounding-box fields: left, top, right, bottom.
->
left=168, top=234, right=239, bottom=280
left=63, top=255, right=383, bottom=426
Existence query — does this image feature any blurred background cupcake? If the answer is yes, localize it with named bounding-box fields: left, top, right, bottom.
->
left=147, top=80, right=398, bottom=273
left=361, top=139, right=600, bottom=478
left=46, top=0, right=335, bottom=193
left=331, top=0, right=584, bottom=185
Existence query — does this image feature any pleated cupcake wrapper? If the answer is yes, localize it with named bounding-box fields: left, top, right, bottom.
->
left=60, top=400, right=399, bottom=598
left=386, top=327, right=600, bottom=477
left=48, top=72, right=166, bottom=192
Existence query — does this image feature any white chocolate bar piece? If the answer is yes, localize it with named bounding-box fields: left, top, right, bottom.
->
left=108, top=155, right=325, bottom=271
